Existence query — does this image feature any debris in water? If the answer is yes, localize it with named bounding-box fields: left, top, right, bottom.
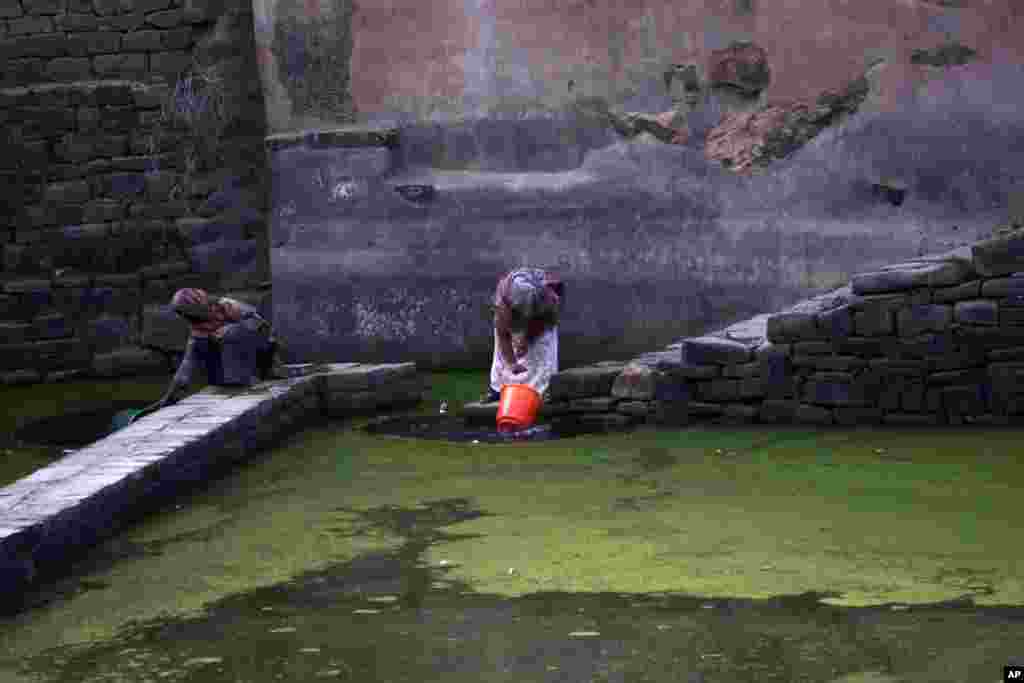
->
left=439, top=401, right=448, bottom=415
left=891, top=604, right=910, bottom=611
left=656, top=624, right=672, bottom=631
left=507, top=567, right=517, bottom=575
left=367, top=595, right=398, bottom=603
left=568, top=631, right=601, bottom=637
left=353, top=609, right=380, bottom=615
left=701, top=603, right=715, bottom=609
left=315, top=670, right=343, bottom=678
left=299, top=648, right=321, bottom=654
left=471, top=440, right=480, bottom=444
left=184, top=657, right=223, bottom=666
left=269, top=627, right=297, bottom=633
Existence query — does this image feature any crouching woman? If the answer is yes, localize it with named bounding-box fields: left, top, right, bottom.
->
left=484, top=267, right=564, bottom=403
left=156, top=288, right=281, bottom=409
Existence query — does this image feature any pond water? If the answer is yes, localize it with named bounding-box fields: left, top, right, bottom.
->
left=1, top=370, right=1022, bottom=682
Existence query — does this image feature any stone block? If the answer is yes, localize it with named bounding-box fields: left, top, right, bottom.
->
left=23, top=0, right=63, bottom=13
left=568, top=396, right=619, bottom=412
left=737, top=376, right=765, bottom=400
left=722, top=361, right=761, bottom=379
left=84, top=314, right=136, bottom=353
left=647, top=401, right=689, bottom=426
left=791, top=354, right=866, bottom=372
left=616, top=400, right=649, bottom=417
left=980, top=276, right=1024, bottom=299
left=326, top=390, right=377, bottom=417
left=96, top=11, right=144, bottom=30
left=952, top=299, right=998, bottom=325
left=816, top=304, right=854, bottom=338
left=146, top=9, right=183, bottom=27
left=932, top=280, right=981, bottom=303
left=92, top=53, right=146, bottom=77
left=687, top=401, right=724, bottom=417
left=802, top=376, right=866, bottom=406
left=576, top=412, right=633, bottom=430
left=677, top=363, right=720, bottom=380
left=766, top=312, right=819, bottom=343
left=852, top=258, right=975, bottom=294
left=0, top=322, right=33, bottom=345
left=794, top=404, right=833, bottom=425
left=549, top=364, right=625, bottom=400
left=0, top=0, right=23, bottom=16
left=792, top=341, right=833, bottom=355
left=682, top=336, right=753, bottom=365
left=99, top=106, right=137, bottom=133
left=941, top=384, right=988, bottom=416
left=759, top=399, right=797, bottom=423
left=954, top=326, right=1024, bottom=350
left=32, top=313, right=70, bottom=339
left=55, top=11, right=98, bottom=29
left=89, top=346, right=167, bottom=377
left=833, top=406, right=882, bottom=426
left=693, top=378, right=737, bottom=403
left=8, top=15, right=53, bottom=33
left=927, top=368, right=987, bottom=387
left=988, top=346, right=1024, bottom=362
left=3, top=34, right=65, bottom=59
left=174, top=216, right=245, bottom=245
left=972, top=232, right=1024, bottom=277
left=1, top=369, right=42, bottom=384
left=853, top=308, right=894, bottom=336
left=867, top=358, right=926, bottom=376
left=66, top=31, right=120, bottom=56
left=721, top=403, right=758, bottom=422
left=897, top=304, right=952, bottom=337
left=82, top=200, right=125, bottom=222
left=161, top=26, right=193, bottom=49
left=899, top=383, right=924, bottom=412
left=882, top=413, right=941, bottom=426
left=44, top=180, right=90, bottom=204
left=149, top=49, right=190, bottom=76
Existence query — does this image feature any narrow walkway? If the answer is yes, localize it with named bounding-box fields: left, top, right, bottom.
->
left=0, top=362, right=422, bottom=600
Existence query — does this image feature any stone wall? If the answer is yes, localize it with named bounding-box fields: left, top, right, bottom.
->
left=0, top=0, right=271, bottom=384
left=467, top=230, right=1024, bottom=428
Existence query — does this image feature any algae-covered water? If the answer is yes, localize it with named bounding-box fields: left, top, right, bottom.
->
left=1, top=370, right=1022, bottom=682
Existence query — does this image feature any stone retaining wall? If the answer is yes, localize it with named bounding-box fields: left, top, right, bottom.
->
left=0, top=0, right=271, bottom=384
left=0, top=360, right=423, bottom=602
left=466, top=230, right=1024, bottom=428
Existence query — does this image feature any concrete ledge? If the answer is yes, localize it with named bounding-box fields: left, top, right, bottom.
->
left=265, top=126, right=400, bottom=152
left=0, top=361, right=420, bottom=602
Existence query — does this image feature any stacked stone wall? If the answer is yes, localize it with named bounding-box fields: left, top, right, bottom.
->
left=468, top=230, right=1024, bottom=429
left=0, top=0, right=270, bottom=384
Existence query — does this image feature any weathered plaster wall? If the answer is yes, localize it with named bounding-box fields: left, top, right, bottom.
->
left=262, top=0, right=1024, bottom=369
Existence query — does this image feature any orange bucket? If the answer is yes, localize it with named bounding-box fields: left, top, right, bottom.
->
left=496, top=384, right=542, bottom=432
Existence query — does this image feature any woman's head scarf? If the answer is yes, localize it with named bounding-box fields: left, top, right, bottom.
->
left=171, top=288, right=232, bottom=337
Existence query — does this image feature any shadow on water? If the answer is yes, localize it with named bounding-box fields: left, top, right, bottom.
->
left=11, top=401, right=149, bottom=449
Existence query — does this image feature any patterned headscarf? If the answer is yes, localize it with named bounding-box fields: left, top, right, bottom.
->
left=171, top=288, right=238, bottom=338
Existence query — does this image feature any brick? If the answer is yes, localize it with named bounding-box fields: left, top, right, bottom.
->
left=22, top=0, right=63, bottom=13
left=146, top=9, right=182, bottom=27
left=103, top=172, right=147, bottom=197
left=161, top=26, right=192, bottom=49
left=93, top=53, right=146, bottom=77
left=66, top=30, right=120, bottom=56
left=82, top=200, right=125, bottom=222
left=131, top=82, right=170, bottom=108
left=54, top=11, right=98, bottom=29
left=896, top=304, right=952, bottom=337
left=96, top=11, right=143, bottom=29
left=927, top=368, right=987, bottom=386
left=121, top=29, right=163, bottom=51
left=722, top=361, right=761, bottom=379
left=91, top=0, right=117, bottom=13
left=980, top=276, right=1024, bottom=298
left=759, top=399, right=797, bottom=423
left=932, top=280, right=981, bottom=303
left=0, top=322, right=34, bottom=344
left=616, top=400, right=649, bottom=417
left=989, top=346, right=1024, bottom=362
left=878, top=382, right=901, bottom=411
left=696, top=378, right=739, bottom=402
left=816, top=304, right=853, bottom=338
left=4, top=33, right=65, bottom=58
left=686, top=401, right=723, bottom=417
left=792, top=341, right=833, bottom=355
left=882, top=413, right=941, bottom=426
left=941, top=384, right=988, bottom=416
left=8, top=15, right=52, bottom=33
left=972, top=232, right=1024, bottom=278
left=900, top=383, right=925, bottom=411
left=90, top=345, right=166, bottom=377
left=32, top=312, right=70, bottom=339
left=867, top=358, right=926, bottom=376
left=2, top=58, right=46, bottom=87
left=101, top=106, right=137, bottom=133
left=953, top=299, right=998, bottom=326
left=852, top=258, right=974, bottom=294
left=833, top=406, right=882, bottom=426
left=721, top=403, right=758, bottom=422
left=954, top=326, right=1024, bottom=350
left=794, top=403, right=833, bottom=425
left=0, top=0, right=23, bottom=17
left=854, top=308, right=894, bottom=336
left=549, top=364, right=625, bottom=400
left=134, top=0, right=171, bottom=10
left=766, top=312, right=820, bottom=342
left=791, top=354, right=866, bottom=372
left=44, top=180, right=90, bottom=203
left=149, top=49, right=191, bottom=76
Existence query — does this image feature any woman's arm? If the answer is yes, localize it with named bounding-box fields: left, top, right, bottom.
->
left=158, top=337, right=195, bottom=407
left=494, top=305, right=519, bottom=368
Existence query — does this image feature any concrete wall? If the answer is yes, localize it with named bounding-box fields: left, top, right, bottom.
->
left=0, top=0, right=271, bottom=383
left=261, top=0, right=1024, bottom=370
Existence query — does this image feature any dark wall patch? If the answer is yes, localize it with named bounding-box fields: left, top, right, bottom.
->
left=910, top=42, right=977, bottom=67
left=271, top=0, right=356, bottom=123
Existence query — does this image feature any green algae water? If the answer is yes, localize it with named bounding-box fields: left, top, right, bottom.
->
left=1, top=371, right=1023, bottom=682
